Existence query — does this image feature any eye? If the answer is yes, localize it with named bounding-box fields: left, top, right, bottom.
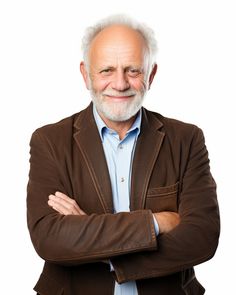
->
left=99, top=68, right=113, bottom=76
left=127, top=68, right=142, bottom=77
left=102, top=69, right=111, bottom=73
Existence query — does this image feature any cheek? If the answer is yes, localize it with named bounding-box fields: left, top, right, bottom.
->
left=92, top=77, right=111, bottom=92
left=129, top=78, right=147, bottom=91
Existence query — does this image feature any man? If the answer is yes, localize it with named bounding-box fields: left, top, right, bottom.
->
left=27, top=15, right=220, bottom=295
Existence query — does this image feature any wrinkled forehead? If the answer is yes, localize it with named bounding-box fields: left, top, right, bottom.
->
left=88, top=25, right=148, bottom=67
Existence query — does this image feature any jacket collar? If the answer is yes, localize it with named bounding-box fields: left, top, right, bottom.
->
left=73, top=102, right=165, bottom=212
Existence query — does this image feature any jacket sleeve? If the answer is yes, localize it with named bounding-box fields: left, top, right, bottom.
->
left=111, top=127, right=220, bottom=283
left=27, top=130, right=157, bottom=265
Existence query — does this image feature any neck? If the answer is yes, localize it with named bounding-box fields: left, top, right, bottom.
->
left=98, top=112, right=138, bottom=140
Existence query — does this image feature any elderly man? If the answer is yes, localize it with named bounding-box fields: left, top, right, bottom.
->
left=27, top=15, right=220, bottom=295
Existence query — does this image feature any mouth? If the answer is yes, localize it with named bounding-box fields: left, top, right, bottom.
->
left=104, top=94, right=135, bottom=100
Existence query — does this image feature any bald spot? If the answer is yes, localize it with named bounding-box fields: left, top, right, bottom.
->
left=88, top=25, right=148, bottom=70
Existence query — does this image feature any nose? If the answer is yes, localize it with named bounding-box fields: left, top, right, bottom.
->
left=111, top=70, right=130, bottom=91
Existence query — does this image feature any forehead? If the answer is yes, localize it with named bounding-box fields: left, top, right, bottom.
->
left=88, top=25, right=147, bottom=66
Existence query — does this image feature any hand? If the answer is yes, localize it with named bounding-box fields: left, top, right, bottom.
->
left=153, top=211, right=180, bottom=234
left=48, top=192, right=86, bottom=215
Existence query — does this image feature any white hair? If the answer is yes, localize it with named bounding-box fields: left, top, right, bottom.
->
left=81, top=14, right=158, bottom=71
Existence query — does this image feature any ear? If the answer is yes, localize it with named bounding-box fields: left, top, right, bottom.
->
left=148, top=63, right=158, bottom=90
left=80, top=62, right=90, bottom=90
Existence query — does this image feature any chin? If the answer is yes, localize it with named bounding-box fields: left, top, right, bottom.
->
left=99, top=102, right=141, bottom=122
left=91, top=90, right=146, bottom=122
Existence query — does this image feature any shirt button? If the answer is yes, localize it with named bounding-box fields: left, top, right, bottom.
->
left=119, top=145, right=123, bottom=149
left=121, top=177, right=125, bottom=182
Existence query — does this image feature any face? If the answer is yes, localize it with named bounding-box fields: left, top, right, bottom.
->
left=81, top=25, right=157, bottom=122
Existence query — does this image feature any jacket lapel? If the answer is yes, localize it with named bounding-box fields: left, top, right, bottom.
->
left=130, top=108, right=165, bottom=211
left=73, top=103, right=114, bottom=213
left=73, top=103, right=165, bottom=213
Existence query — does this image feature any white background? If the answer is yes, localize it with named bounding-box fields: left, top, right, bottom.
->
left=0, top=0, right=235, bottom=294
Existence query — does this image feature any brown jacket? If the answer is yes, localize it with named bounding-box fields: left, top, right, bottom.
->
left=27, top=103, right=220, bottom=295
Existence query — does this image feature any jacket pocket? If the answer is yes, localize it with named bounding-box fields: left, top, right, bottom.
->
left=145, top=182, right=179, bottom=212
left=34, top=272, right=64, bottom=295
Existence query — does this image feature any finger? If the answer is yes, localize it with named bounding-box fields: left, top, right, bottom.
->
left=49, top=194, right=82, bottom=215
left=50, top=194, right=74, bottom=209
left=55, top=192, right=87, bottom=215
left=48, top=199, right=72, bottom=215
left=55, top=192, right=75, bottom=204
left=49, top=195, right=79, bottom=215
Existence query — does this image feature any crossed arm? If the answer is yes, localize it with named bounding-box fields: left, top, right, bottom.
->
left=28, top=127, right=220, bottom=283
left=48, top=191, right=180, bottom=234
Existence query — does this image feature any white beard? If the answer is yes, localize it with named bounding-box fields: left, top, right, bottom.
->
left=90, top=88, right=146, bottom=122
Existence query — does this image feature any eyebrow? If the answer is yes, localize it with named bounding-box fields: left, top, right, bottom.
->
left=98, top=66, right=115, bottom=73
left=98, top=65, right=143, bottom=71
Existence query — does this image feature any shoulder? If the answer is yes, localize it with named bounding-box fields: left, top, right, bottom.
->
left=31, top=112, right=79, bottom=142
left=29, top=106, right=89, bottom=151
left=145, top=109, right=204, bottom=143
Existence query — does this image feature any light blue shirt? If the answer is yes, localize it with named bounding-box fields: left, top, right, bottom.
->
left=93, top=105, right=159, bottom=295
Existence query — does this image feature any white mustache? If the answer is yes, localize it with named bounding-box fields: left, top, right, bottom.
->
left=102, top=90, right=137, bottom=97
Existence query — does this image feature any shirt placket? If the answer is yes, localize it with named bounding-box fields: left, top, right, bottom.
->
left=116, top=140, right=130, bottom=212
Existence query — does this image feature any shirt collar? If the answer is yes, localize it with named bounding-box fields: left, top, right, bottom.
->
left=93, top=103, right=142, bottom=141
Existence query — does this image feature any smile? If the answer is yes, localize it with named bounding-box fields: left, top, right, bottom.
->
left=104, top=95, right=135, bottom=100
